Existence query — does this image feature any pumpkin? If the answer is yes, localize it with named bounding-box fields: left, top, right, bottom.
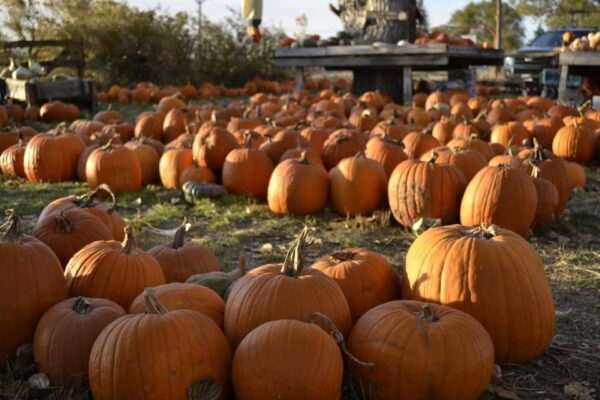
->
left=25, top=105, right=41, bottom=121
left=232, top=129, right=266, bottom=149
left=94, top=109, right=124, bottom=124
left=403, top=224, right=555, bottom=363
left=224, top=228, right=352, bottom=348
left=24, top=127, right=86, bottom=182
left=424, top=91, right=450, bottom=111
left=371, top=119, right=407, bottom=142
left=406, top=107, right=431, bottom=126
left=233, top=319, right=344, bottom=400
left=187, top=257, right=247, bottom=300
left=348, top=108, right=378, bottom=132
left=523, top=117, right=564, bottom=150
left=300, top=127, right=331, bottom=154
left=312, top=248, right=400, bottom=323
left=520, top=139, right=570, bottom=214
left=193, top=127, right=238, bottom=174
left=348, top=301, right=494, bottom=400
left=267, top=152, right=329, bottom=215
left=388, top=157, right=467, bottom=227
left=552, top=122, right=595, bottom=164
left=329, top=152, right=387, bottom=216
left=460, top=165, right=538, bottom=236
left=447, top=135, right=494, bottom=160
left=131, top=87, right=152, bottom=104
left=156, top=94, right=186, bottom=114
left=0, top=136, right=27, bottom=178
left=485, top=106, right=514, bottom=126
left=85, top=139, right=142, bottom=194
left=490, top=121, right=532, bottom=148
left=70, top=120, right=105, bottom=139
left=162, top=108, right=190, bottom=143
left=33, top=297, right=125, bottom=385
left=259, top=129, right=312, bottom=165
left=421, top=146, right=487, bottom=182
left=566, top=161, right=586, bottom=188
left=530, top=166, right=559, bottom=227
left=148, top=221, right=219, bottom=283
left=364, top=133, right=408, bottom=178
left=402, top=129, right=441, bottom=159
left=159, top=148, right=194, bottom=190
left=179, top=164, right=216, bottom=188
left=129, top=283, right=225, bottom=328
left=89, top=288, right=231, bottom=400
left=65, top=226, right=166, bottom=309
left=431, top=116, right=456, bottom=144
left=321, top=129, right=366, bottom=170
left=222, top=133, right=275, bottom=200
left=40, top=101, right=70, bottom=121
left=124, top=138, right=160, bottom=184
left=32, top=208, right=113, bottom=266
left=0, top=211, right=67, bottom=364
left=134, top=112, right=165, bottom=141
left=38, top=184, right=126, bottom=241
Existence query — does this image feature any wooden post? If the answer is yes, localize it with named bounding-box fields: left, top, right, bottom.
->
left=558, top=65, right=569, bottom=103
left=495, top=0, right=502, bottom=50
left=295, top=67, right=305, bottom=90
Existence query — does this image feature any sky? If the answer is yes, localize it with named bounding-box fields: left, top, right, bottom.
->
left=128, top=0, right=521, bottom=39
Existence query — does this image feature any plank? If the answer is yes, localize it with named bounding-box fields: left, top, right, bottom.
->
left=559, top=52, right=600, bottom=67
left=276, top=55, right=450, bottom=68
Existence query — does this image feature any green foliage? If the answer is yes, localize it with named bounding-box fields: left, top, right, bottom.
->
left=510, top=0, right=600, bottom=29
left=440, top=1, right=525, bottom=52
left=0, top=0, right=290, bottom=87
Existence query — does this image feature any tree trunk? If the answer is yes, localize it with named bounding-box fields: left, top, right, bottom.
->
left=335, top=0, right=416, bottom=44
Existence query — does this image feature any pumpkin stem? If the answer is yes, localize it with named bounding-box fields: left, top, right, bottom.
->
left=0, top=209, right=22, bottom=243
left=54, top=210, right=73, bottom=233
left=355, top=151, right=366, bottom=159
left=334, top=133, right=349, bottom=144
left=78, top=184, right=119, bottom=213
left=280, top=226, right=311, bottom=277
left=298, top=151, right=310, bottom=165
left=172, top=219, right=190, bottom=249
left=329, top=250, right=356, bottom=263
left=242, top=131, right=255, bottom=149
left=427, top=151, right=439, bottom=164
left=414, top=303, right=439, bottom=323
left=100, top=133, right=120, bottom=151
left=187, top=377, right=222, bottom=400
left=72, top=297, right=92, bottom=315
left=463, top=224, right=499, bottom=239
left=237, top=255, right=247, bottom=276
left=121, top=226, right=137, bottom=254
left=143, top=288, right=169, bottom=315
left=530, top=163, right=541, bottom=179
left=309, top=312, right=374, bottom=369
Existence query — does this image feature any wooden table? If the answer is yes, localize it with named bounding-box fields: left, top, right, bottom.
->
left=1, top=78, right=97, bottom=112
left=558, top=52, right=600, bottom=103
left=274, top=44, right=504, bottom=104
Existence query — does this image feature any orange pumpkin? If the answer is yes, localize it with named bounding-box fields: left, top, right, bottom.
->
left=0, top=137, right=27, bottom=178
left=403, top=224, right=555, bottom=363
left=402, top=129, right=441, bottom=159
left=65, top=226, right=166, bottom=309
left=33, top=297, right=125, bottom=385
left=566, top=161, right=586, bottom=188
left=552, top=122, right=596, bottom=164
left=364, top=134, right=408, bottom=178
left=179, top=164, right=216, bottom=188
left=89, top=288, right=231, bottom=400
left=159, top=148, right=194, bottom=190
left=321, top=129, right=366, bottom=170
left=124, top=138, right=160, bottom=184
left=421, top=146, right=487, bottom=182
left=0, top=211, right=67, bottom=364
left=193, top=127, right=238, bottom=174
left=85, top=140, right=142, bottom=193
left=329, top=152, right=387, bottom=216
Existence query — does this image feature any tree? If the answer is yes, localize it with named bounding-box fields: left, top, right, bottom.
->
left=440, top=1, right=525, bottom=51
left=509, top=0, right=600, bottom=29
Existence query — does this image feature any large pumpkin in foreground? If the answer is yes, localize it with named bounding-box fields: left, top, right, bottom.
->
left=348, top=301, right=494, bottom=400
left=233, top=319, right=343, bottom=400
left=89, top=288, right=231, bottom=400
left=224, top=228, right=351, bottom=348
left=0, top=211, right=67, bottom=364
left=33, top=297, right=125, bottom=385
left=402, top=224, right=555, bottom=363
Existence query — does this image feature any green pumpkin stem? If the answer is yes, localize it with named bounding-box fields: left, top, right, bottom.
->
left=121, top=226, right=137, bottom=254
left=72, top=297, right=92, bottom=314
left=309, top=312, right=374, bottom=369
left=0, top=209, right=22, bottom=243
left=172, top=220, right=189, bottom=249
left=143, top=288, right=169, bottom=315
left=414, top=303, right=439, bottom=323
left=280, top=226, right=311, bottom=277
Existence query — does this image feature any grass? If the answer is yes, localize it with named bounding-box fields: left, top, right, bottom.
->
left=1, top=108, right=599, bottom=399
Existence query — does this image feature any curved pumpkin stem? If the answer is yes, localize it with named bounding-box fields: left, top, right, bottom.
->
left=309, top=312, right=374, bottom=369
left=297, top=151, right=310, bottom=165
left=172, top=219, right=190, bottom=249
left=72, top=297, right=92, bottom=314
left=414, top=303, right=439, bottom=323
left=0, top=209, right=22, bottom=243
left=280, top=226, right=311, bottom=277
left=143, top=288, right=169, bottom=315
left=237, top=255, right=247, bottom=277
left=77, top=184, right=118, bottom=214
left=121, top=226, right=138, bottom=255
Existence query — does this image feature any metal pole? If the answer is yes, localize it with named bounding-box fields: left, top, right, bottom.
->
left=495, top=0, right=502, bottom=50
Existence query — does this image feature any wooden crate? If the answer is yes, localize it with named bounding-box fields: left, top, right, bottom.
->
left=1, top=78, right=97, bottom=112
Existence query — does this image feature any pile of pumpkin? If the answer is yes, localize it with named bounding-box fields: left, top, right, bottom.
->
left=2, top=88, right=596, bottom=237
left=1, top=182, right=555, bottom=400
